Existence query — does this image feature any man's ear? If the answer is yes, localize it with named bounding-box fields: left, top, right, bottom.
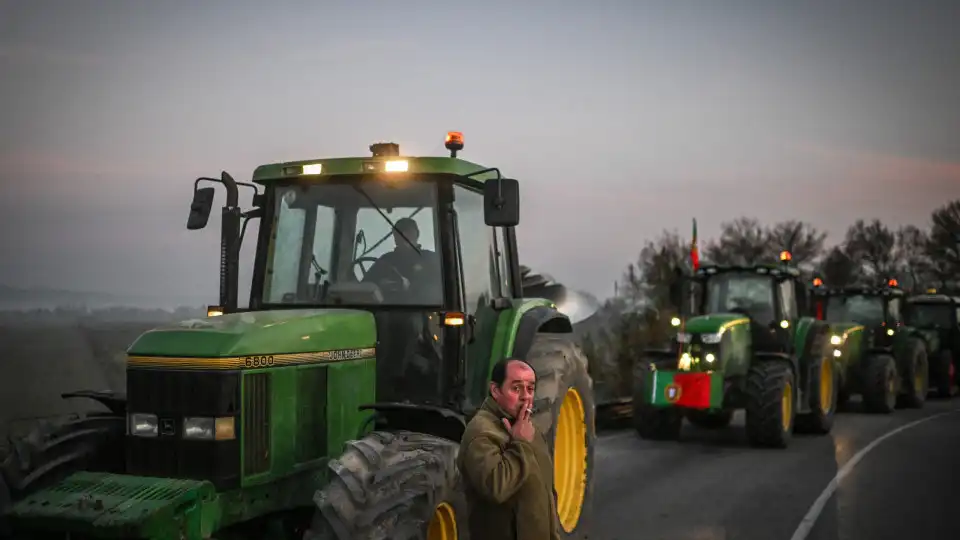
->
left=489, top=382, right=499, bottom=399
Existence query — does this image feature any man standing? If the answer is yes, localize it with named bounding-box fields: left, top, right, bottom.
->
left=457, top=358, right=560, bottom=540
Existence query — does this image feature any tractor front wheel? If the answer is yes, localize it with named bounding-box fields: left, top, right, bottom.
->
left=744, top=361, right=795, bottom=449
left=305, top=430, right=466, bottom=540
left=932, top=349, right=954, bottom=399
left=861, top=354, right=898, bottom=414
left=897, top=338, right=929, bottom=409
left=0, top=411, right=125, bottom=536
left=526, top=333, right=596, bottom=539
left=795, top=353, right=838, bottom=435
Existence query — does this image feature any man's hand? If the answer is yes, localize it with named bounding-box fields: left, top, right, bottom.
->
left=502, top=399, right=535, bottom=442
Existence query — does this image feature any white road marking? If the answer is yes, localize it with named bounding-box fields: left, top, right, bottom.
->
left=789, top=408, right=960, bottom=540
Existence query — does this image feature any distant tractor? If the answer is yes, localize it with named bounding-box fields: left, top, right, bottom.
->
left=903, top=290, right=960, bottom=398
left=810, top=277, right=929, bottom=411
left=1, top=134, right=597, bottom=539
left=632, top=251, right=839, bottom=449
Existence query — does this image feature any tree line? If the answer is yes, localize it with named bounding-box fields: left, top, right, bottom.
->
left=578, top=199, right=960, bottom=403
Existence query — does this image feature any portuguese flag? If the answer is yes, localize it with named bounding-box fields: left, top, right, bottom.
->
left=646, top=370, right=723, bottom=409
left=691, top=218, right=700, bottom=271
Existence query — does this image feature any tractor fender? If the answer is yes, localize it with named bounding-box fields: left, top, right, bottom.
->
left=510, top=305, right=573, bottom=360
left=61, top=390, right=127, bottom=416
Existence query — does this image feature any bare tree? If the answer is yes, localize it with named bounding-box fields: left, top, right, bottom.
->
left=766, top=220, right=828, bottom=271
left=843, top=219, right=897, bottom=280
left=819, top=246, right=858, bottom=287
left=703, top=217, right=770, bottom=265
left=894, top=225, right=933, bottom=291
left=925, top=200, right=960, bottom=288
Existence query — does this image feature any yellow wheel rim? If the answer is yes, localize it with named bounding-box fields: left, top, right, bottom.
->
left=819, top=359, right=833, bottom=413
left=554, top=388, right=588, bottom=533
left=915, top=365, right=925, bottom=394
left=781, top=381, right=793, bottom=432
left=426, top=502, right=457, bottom=540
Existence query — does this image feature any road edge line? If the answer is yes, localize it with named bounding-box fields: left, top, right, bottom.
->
left=789, top=408, right=960, bottom=540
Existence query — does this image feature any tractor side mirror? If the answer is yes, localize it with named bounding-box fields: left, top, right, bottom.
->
left=187, top=187, right=216, bottom=230
left=484, top=178, right=520, bottom=227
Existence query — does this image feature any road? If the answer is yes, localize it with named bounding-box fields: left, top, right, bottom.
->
left=591, top=398, right=960, bottom=540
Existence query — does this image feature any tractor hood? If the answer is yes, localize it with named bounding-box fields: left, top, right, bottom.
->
left=827, top=321, right=865, bottom=338
left=127, top=309, right=377, bottom=357
left=682, top=313, right=751, bottom=334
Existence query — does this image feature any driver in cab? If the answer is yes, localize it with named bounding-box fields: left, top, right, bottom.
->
left=362, top=217, right=441, bottom=303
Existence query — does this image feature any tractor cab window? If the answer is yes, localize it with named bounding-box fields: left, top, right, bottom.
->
left=779, top=279, right=798, bottom=321
left=886, top=297, right=902, bottom=324
left=262, top=178, right=443, bottom=307
left=904, top=303, right=955, bottom=329
left=824, top=295, right=884, bottom=326
left=703, top=273, right=776, bottom=326
left=453, top=184, right=502, bottom=315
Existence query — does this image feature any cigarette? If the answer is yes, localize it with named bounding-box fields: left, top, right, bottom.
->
left=526, top=407, right=534, bottom=414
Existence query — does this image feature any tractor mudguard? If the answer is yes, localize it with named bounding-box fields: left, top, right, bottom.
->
left=6, top=472, right=219, bottom=540
left=511, top=305, right=573, bottom=360
left=357, top=402, right=466, bottom=443
left=61, top=390, right=127, bottom=416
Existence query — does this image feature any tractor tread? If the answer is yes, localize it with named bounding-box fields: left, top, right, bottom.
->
left=744, top=361, right=794, bottom=448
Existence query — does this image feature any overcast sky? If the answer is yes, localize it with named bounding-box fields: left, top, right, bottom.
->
left=2, top=0, right=959, bottom=302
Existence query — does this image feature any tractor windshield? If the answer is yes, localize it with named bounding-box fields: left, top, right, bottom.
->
left=703, top=272, right=776, bottom=326
left=904, top=303, right=955, bottom=329
left=261, top=177, right=443, bottom=307
left=824, top=295, right=884, bottom=326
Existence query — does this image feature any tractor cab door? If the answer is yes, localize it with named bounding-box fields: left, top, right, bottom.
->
left=450, top=183, right=513, bottom=412
left=775, top=278, right=800, bottom=356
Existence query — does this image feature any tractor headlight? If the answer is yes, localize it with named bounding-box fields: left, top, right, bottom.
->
left=129, top=413, right=158, bottom=437
left=676, top=332, right=692, bottom=343
left=183, top=417, right=236, bottom=440
left=701, top=332, right=723, bottom=344
left=830, top=335, right=842, bottom=346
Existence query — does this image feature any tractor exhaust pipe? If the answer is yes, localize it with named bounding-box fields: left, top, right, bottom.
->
left=219, top=171, right=241, bottom=312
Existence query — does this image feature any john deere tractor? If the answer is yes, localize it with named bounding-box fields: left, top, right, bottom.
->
left=808, top=277, right=929, bottom=413
left=632, top=252, right=838, bottom=449
left=1, top=134, right=596, bottom=539
left=903, top=290, right=960, bottom=398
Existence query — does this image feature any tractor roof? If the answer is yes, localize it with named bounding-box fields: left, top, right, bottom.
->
left=695, top=264, right=801, bottom=279
left=251, top=154, right=501, bottom=184
left=906, top=294, right=960, bottom=305
left=811, top=286, right=904, bottom=298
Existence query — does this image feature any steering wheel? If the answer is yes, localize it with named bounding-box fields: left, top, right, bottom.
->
left=352, top=256, right=379, bottom=279
left=352, top=256, right=409, bottom=291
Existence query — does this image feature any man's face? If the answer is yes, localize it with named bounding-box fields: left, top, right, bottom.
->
left=490, top=361, right=537, bottom=418
left=393, top=228, right=419, bottom=250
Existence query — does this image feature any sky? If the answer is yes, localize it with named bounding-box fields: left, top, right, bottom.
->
left=2, top=0, right=959, bottom=302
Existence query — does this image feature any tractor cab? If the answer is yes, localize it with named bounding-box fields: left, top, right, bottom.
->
left=183, top=133, right=527, bottom=419
left=681, top=250, right=806, bottom=355
left=809, top=277, right=905, bottom=351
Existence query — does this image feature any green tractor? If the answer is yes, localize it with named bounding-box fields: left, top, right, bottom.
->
left=808, top=277, right=929, bottom=412
left=903, top=290, right=960, bottom=398
left=1, top=134, right=597, bottom=539
left=632, top=252, right=838, bottom=448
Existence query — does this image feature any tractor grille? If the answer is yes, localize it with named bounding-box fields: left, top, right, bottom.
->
left=243, top=372, right=272, bottom=475
left=296, top=366, right=328, bottom=462
left=126, top=369, right=241, bottom=490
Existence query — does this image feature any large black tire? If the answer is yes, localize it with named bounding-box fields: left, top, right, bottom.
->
left=525, top=333, right=596, bottom=539
left=685, top=410, right=733, bottom=430
left=861, top=354, right=898, bottom=414
left=0, top=412, right=125, bottom=536
left=744, top=361, right=795, bottom=449
left=795, top=352, right=839, bottom=435
left=305, top=430, right=467, bottom=540
left=932, top=349, right=954, bottom=399
left=896, top=338, right=929, bottom=409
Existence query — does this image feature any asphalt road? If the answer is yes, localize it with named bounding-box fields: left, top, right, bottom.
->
left=591, top=398, right=960, bottom=540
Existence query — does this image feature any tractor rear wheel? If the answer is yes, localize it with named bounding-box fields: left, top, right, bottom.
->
left=525, top=333, right=596, bottom=539
left=932, top=349, right=954, bottom=399
left=744, top=361, right=795, bottom=448
left=685, top=410, right=733, bottom=430
left=861, top=354, right=898, bottom=413
left=0, top=411, right=125, bottom=535
left=897, top=338, right=929, bottom=409
left=305, top=430, right=466, bottom=540
left=795, top=352, right=838, bottom=434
